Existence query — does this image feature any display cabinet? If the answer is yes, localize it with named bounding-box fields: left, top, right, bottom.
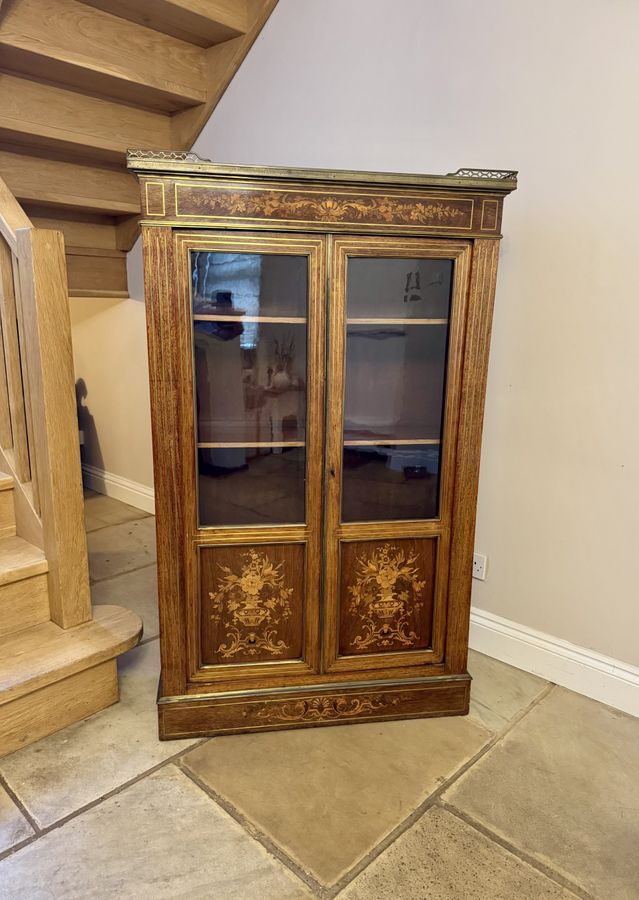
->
left=128, top=151, right=517, bottom=739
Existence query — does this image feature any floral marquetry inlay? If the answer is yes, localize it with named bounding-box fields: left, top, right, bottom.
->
left=347, top=544, right=427, bottom=651
left=174, top=184, right=474, bottom=230
left=209, top=549, right=294, bottom=659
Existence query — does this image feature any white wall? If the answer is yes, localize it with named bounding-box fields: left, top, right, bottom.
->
left=110, top=0, right=639, bottom=666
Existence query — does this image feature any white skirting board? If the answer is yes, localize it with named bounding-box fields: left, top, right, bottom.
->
left=470, top=607, right=639, bottom=719
left=82, top=464, right=155, bottom=515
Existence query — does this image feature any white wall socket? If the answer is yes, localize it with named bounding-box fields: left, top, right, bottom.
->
left=472, top=552, right=487, bottom=581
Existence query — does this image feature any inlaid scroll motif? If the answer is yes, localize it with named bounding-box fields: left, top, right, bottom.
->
left=348, top=544, right=426, bottom=651
left=209, top=549, right=293, bottom=658
left=256, top=694, right=389, bottom=722
left=177, top=186, right=472, bottom=228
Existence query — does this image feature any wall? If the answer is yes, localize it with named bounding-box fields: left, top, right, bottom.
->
left=92, top=0, right=639, bottom=669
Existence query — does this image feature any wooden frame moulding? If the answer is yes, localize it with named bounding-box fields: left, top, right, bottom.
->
left=172, top=230, right=326, bottom=686
left=322, top=236, right=472, bottom=675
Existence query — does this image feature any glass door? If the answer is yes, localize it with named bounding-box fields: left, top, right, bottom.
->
left=323, top=236, right=471, bottom=673
left=175, top=232, right=326, bottom=681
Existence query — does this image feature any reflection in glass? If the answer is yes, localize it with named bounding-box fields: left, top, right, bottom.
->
left=344, top=324, right=448, bottom=443
left=347, top=257, right=452, bottom=320
left=191, top=250, right=308, bottom=527
left=342, top=256, right=453, bottom=522
left=342, top=445, right=440, bottom=522
left=194, top=322, right=306, bottom=444
left=198, top=447, right=305, bottom=527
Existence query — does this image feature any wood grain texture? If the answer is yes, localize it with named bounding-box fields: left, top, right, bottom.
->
left=1, top=150, right=140, bottom=216
left=200, top=542, right=305, bottom=666
left=133, top=160, right=514, bottom=738
left=16, top=227, right=91, bottom=626
left=0, top=534, right=47, bottom=585
left=65, top=247, right=127, bottom=297
left=0, top=175, right=31, bottom=255
left=0, top=0, right=207, bottom=111
left=0, top=73, right=172, bottom=163
left=0, top=657, right=117, bottom=757
left=338, top=538, right=436, bottom=657
left=142, top=227, right=187, bottom=696
left=446, top=239, right=501, bottom=671
left=159, top=677, right=470, bottom=739
left=171, top=0, right=279, bottom=145
left=0, top=572, right=49, bottom=639
left=80, top=0, right=250, bottom=47
left=0, top=604, right=141, bottom=704
left=0, top=239, right=30, bottom=484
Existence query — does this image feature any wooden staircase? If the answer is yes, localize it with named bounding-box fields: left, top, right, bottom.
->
left=0, top=179, right=141, bottom=757
left=0, top=0, right=278, bottom=297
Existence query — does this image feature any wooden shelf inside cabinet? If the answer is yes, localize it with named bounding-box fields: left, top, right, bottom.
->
left=346, top=318, right=449, bottom=325
left=198, top=441, right=305, bottom=448
left=343, top=439, right=441, bottom=446
left=129, top=151, right=516, bottom=740
left=193, top=314, right=307, bottom=324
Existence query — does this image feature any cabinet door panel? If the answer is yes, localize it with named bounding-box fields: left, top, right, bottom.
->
left=174, top=232, right=326, bottom=683
left=324, top=236, right=471, bottom=673
left=339, top=538, right=437, bottom=656
left=200, top=543, right=305, bottom=666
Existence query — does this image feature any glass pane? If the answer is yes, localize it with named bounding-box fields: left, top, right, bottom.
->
left=192, top=250, right=308, bottom=527
left=194, top=322, right=306, bottom=444
left=341, top=256, right=453, bottom=522
left=198, top=446, right=305, bottom=527
left=344, top=324, right=447, bottom=443
left=342, top=445, right=439, bottom=522
left=347, top=257, right=452, bottom=320
left=192, top=251, right=307, bottom=318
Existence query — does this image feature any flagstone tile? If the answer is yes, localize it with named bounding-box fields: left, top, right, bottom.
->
left=338, top=806, right=576, bottom=899
left=181, top=714, right=491, bottom=885
left=445, top=687, right=639, bottom=899
left=91, top=564, right=159, bottom=641
left=0, top=766, right=310, bottom=899
left=84, top=491, right=150, bottom=533
left=87, top=517, right=156, bottom=583
left=0, top=787, right=33, bottom=855
left=0, top=642, right=197, bottom=828
left=467, top=649, right=549, bottom=732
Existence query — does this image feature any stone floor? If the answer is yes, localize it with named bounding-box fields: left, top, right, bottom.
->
left=0, top=494, right=638, bottom=898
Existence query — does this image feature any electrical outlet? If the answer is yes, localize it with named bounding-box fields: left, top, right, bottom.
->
left=472, top=552, right=487, bottom=581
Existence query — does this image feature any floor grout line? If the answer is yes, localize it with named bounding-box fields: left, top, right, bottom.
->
left=177, top=760, right=326, bottom=897
left=0, top=738, right=209, bottom=865
left=439, top=801, right=595, bottom=900
left=0, top=771, right=40, bottom=837
left=89, top=559, right=158, bottom=586
left=324, top=682, right=558, bottom=898
left=84, top=514, right=153, bottom=536
left=88, top=560, right=157, bottom=587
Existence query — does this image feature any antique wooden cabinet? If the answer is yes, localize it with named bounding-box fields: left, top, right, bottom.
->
left=128, top=150, right=516, bottom=739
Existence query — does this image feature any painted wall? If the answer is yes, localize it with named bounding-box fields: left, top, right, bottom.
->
left=77, top=0, right=639, bottom=665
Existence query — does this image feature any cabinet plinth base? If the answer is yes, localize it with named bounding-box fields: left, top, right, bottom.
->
left=158, top=675, right=471, bottom=740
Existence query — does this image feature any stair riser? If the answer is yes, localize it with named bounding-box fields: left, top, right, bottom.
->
left=0, top=489, right=15, bottom=538
left=0, top=573, right=49, bottom=639
left=0, top=658, right=117, bottom=757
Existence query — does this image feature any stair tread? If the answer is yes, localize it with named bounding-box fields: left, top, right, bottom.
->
left=0, top=604, right=142, bottom=705
left=0, top=536, right=48, bottom=585
left=0, top=473, right=13, bottom=491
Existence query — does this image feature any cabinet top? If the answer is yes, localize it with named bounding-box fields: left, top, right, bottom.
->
left=127, top=150, right=517, bottom=195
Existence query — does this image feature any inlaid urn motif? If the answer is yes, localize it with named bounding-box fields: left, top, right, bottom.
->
left=209, top=549, right=294, bottom=658
left=348, top=544, right=426, bottom=651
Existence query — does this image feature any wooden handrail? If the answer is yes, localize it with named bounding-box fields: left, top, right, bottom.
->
left=0, top=176, right=31, bottom=255
left=0, top=178, right=91, bottom=628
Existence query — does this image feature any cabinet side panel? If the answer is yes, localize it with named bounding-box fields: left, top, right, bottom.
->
left=446, top=238, right=500, bottom=671
left=142, top=226, right=187, bottom=696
